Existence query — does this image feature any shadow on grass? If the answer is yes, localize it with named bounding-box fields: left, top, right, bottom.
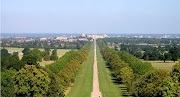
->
left=104, top=61, right=134, bottom=97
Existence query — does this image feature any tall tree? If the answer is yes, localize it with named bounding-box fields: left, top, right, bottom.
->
left=76, top=42, right=81, bottom=49
left=1, top=48, right=11, bottom=66
left=114, top=46, right=118, bottom=51
left=22, top=47, right=30, bottom=55
left=1, top=48, right=11, bottom=57
left=11, top=52, right=19, bottom=60
left=44, top=51, right=50, bottom=61
left=50, top=49, right=58, bottom=61
left=169, top=47, right=179, bottom=62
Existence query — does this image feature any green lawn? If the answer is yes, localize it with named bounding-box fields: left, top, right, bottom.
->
left=66, top=44, right=94, bottom=97
left=96, top=44, right=124, bottom=97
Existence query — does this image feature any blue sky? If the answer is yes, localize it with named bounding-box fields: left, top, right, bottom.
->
left=1, top=0, right=180, bottom=34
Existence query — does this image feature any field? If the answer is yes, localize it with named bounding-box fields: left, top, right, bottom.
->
left=2, top=47, right=71, bottom=66
left=143, top=60, right=177, bottom=70
left=97, top=44, right=130, bottom=97
left=65, top=44, right=94, bottom=97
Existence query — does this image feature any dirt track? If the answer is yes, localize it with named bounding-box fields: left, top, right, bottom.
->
left=91, top=39, right=102, bottom=97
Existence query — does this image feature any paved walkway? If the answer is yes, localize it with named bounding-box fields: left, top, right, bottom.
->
left=91, top=39, right=102, bottom=97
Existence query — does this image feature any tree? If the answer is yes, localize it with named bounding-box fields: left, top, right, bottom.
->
left=164, top=53, right=172, bottom=62
left=2, top=51, right=25, bottom=70
left=165, top=45, right=171, bottom=51
left=21, top=48, right=43, bottom=64
left=11, top=52, right=19, bottom=60
left=31, top=48, right=43, bottom=62
left=134, top=51, right=142, bottom=59
left=161, top=76, right=178, bottom=97
left=12, top=65, right=51, bottom=97
left=44, top=47, right=51, bottom=52
left=22, top=47, right=30, bottom=55
left=50, top=49, right=58, bottom=61
left=4, top=59, right=25, bottom=71
left=44, top=51, right=50, bottom=61
left=1, top=68, right=17, bottom=97
left=1, top=48, right=11, bottom=57
left=119, top=66, right=134, bottom=88
left=21, top=54, right=37, bottom=65
left=76, top=42, right=81, bottom=49
left=135, top=69, right=169, bottom=96
left=114, top=46, right=118, bottom=51
left=150, top=49, right=160, bottom=60
left=42, top=68, right=65, bottom=97
left=160, top=48, right=166, bottom=62
left=1, top=48, right=11, bottom=66
left=64, top=42, right=67, bottom=49
left=169, top=47, right=179, bottom=62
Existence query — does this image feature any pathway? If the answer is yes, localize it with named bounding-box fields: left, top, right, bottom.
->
left=91, top=39, right=102, bottom=97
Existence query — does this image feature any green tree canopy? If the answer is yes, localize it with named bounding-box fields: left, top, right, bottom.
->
left=44, top=51, right=50, bottom=61
left=1, top=68, right=17, bottom=97
left=169, top=47, right=179, bottom=62
left=22, top=47, right=30, bottom=55
left=12, top=65, right=51, bottom=97
left=50, top=49, right=58, bottom=61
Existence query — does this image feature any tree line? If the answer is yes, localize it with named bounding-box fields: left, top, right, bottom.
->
left=102, top=37, right=180, bottom=44
left=1, top=39, right=87, bottom=49
left=1, top=42, right=92, bottom=97
left=98, top=40, right=180, bottom=96
left=118, top=44, right=180, bottom=62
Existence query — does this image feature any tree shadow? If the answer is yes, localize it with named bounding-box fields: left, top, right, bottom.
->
left=104, top=62, right=134, bottom=97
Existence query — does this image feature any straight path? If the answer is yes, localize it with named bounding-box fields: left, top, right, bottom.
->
left=91, top=39, right=102, bottom=97
left=66, top=44, right=94, bottom=97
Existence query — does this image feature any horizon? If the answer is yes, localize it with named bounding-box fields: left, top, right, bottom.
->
left=2, top=0, right=180, bottom=34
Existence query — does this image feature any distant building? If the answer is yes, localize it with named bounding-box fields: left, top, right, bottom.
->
left=82, top=33, right=86, bottom=37
left=103, top=34, right=108, bottom=38
left=78, top=38, right=88, bottom=41
left=56, top=37, right=67, bottom=40
left=87, top=34, right=108, bottom=39
left=68, top=39, right=77, bottom=42
left=40, top=38, right=47, bottom=41
left=25, top=39, right=34, bottom=42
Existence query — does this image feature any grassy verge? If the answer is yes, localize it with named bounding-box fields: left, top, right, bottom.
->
left=66, top=44, right=94, bottom=97
left=96, top=44, right=123, bottom=97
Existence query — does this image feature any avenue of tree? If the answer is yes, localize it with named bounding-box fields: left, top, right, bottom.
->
left=98, top=40, right=180, bottom=96
left=1, top=42, right=92, bottom=97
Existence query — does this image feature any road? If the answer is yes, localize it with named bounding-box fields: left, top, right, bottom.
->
left=91, top=39, right=102, bottom=97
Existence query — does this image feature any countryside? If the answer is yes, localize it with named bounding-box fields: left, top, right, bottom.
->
left=1, top=0, right=180, bottom=97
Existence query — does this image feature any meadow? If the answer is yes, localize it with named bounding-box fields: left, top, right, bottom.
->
left=65, top=43, right=94, bottom=97
left=1, top=47, right=71, bottom=66
left=143, top=60, right=177, bottom=70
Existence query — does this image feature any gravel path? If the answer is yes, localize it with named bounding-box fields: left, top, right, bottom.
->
left=91, top=39, right=102, bottom=97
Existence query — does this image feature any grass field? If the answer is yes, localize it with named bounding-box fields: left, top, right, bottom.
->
left=65, top=44, right=94, bottom=97
left=143, top=60, right=177, bottom=70
left=2, top=47, right=71, bottom=66
left=97, top=44, right=126, bottom=97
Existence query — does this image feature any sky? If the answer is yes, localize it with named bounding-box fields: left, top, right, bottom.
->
left=1, top=0, right=180, bottom=34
